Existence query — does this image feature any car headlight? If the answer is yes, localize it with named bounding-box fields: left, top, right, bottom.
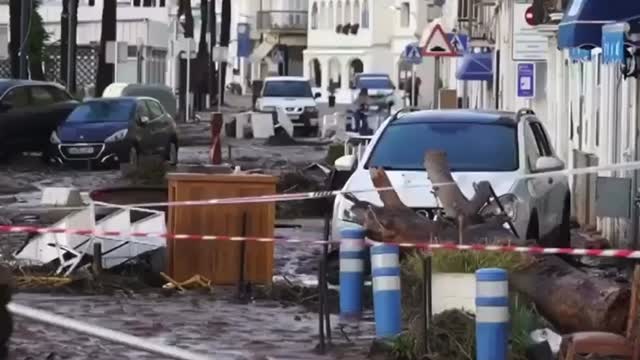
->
left=337, top=197, right=359, bottom=223
left=105, top=129, right=128, bottom=143
left=304, top=106, right=318, bottom=112
left=49, top=131, right=60, bottom=144
left=480, top=194, right=519, bottom=221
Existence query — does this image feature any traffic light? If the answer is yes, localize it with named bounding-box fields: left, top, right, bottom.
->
left=525, top=0, right=547, bottom=26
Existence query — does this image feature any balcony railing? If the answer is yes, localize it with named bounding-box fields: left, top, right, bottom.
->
left=257, top=10, right=308, bottom=33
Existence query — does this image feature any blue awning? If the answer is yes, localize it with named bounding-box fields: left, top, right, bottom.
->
left=456, top=52, right=493, bottom=81
left=558, top=0, right=640, bottom=49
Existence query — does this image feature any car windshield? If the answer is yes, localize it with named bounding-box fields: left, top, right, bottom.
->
left=66, top=100, right=135, bottom=124
left=357, top=77, right=393, bottom=89
left=262, top=80, right=313, bottom=98
left=366, top=122, right=519, bottom=172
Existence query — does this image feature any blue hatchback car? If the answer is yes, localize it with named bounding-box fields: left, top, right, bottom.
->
left=49, top=97, right=179, bottom=168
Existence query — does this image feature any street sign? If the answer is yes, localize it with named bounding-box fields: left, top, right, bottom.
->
left=516, top=63, right=535, bottom=98
left=402, top=42, right=423, bottom=65
left=422, top=24, right=458, bottom=57
left=512, top=3, right=547, bottom=61
left=446, top=33, right=468, bottom=56
left=602, top=22, right=627, bottom=64
left=272, top=49, right=285, bottom=64
left=237, top=23, right=252, bottom=58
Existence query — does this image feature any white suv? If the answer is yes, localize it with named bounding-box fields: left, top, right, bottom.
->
left=255, top=76, right=321, bottom=136
left=331, top=109, right=571, bottom=248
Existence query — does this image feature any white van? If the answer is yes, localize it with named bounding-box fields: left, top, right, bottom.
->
left=255, top=76, right=322, bottom=136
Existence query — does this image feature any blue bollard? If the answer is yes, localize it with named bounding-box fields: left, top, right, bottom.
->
left=339, top=227, right=366, bottom=321
left=370, top=244, right=401, bottom=338
left=475, top=268, right=509, bottom=360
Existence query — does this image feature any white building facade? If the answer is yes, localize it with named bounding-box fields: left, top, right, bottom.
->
left=303, top=0, right=438, bottom=104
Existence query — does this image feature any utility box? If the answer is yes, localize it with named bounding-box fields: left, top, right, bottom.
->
left=167, top=173, right=277, bottom=285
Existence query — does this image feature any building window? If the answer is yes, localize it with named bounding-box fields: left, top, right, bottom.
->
left=310, top=59, right=322, bottom=87
left=336, top=1, right=343, bottom=25
left=344, top=0, right=351, bottom=25
left=328, top=1, right=335, bottom=29
left=400, top=2, right=410, bottom=27
left=361, top=0, right=369, bottom=28
left=320, top=2, right=327, bottom=29
left=311, top=2, right=319, bottom=29
left=353, top=0, right=360, bottom=24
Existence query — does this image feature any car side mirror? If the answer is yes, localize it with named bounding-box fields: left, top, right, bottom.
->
left=534, top=156, right=564, bottom=172
left=314, top=92, right=322, bottom=99
left=334, top=155, right=356, bottom=172
left=0, top=102, right=12, bottom=112
left=138, top=115, right=150, bottom=125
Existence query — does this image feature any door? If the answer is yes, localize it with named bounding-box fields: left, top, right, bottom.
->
left=135, top=101, right=154, bottom=154
left=144, top=99, right=169, bottom=154
left=0, top=86, right=36, bottom=151
left=28, top=85, right=60, bottom=150
left=528, top=120, right=565, bottom=237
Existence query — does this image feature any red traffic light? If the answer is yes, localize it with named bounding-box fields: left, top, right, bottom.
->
left=525, top=6, right=536, bottom=26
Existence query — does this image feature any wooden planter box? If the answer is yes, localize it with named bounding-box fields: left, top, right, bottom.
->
left=167, top=173, right=278, bottom=285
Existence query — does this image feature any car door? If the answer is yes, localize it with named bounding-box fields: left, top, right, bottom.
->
left=525, top=119, right=559, bottom=237
left=28, top=85, right=61, bottom=150
left=135, top=101, right=154, bottom=154
left=0, top=86, right=36, bottom=151
left=530, top=121, right=567, bottom=232
left=144, top=99, right=169, bottom=154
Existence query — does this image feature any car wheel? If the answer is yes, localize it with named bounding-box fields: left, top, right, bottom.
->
left=129, top=146, right=139, bottom=169
left=166, top=141, right=178, bottom=165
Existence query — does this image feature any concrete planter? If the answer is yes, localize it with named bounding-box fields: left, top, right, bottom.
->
left=432, top=273, right=476, bottom=314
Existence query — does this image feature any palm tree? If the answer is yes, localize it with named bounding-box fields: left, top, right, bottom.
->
left=28, top=0, right=49, bottom=80
left=194, top=0, right=209, bottom=111
left=219, top=0, right=231, bottom=105
left=8, top=0, right=21, bottom=78
left=208, top=0, right=217, bottom=106
left=95, top=0, right=117, bottom=96
left=60, top=0, right=69, bottom=83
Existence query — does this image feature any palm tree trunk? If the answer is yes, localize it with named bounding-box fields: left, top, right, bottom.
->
left=208, top=0, right=217, bottom=106
left=220, top=0, right=231, bottom=105
left=194, top=0, right=209, bottom=111
left=95, top=0, right=116, bottom=97
left=8, top=0, right=21, bottom=78
left=60, top=0, right=69, bottom=84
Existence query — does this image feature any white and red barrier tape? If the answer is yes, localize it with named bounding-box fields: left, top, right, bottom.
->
left=1, top=224, right=639, bottom=259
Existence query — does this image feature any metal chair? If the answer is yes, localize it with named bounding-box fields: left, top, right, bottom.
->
left=561, top=264, right=640, bottom=360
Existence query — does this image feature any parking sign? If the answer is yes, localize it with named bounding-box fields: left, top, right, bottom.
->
left=516, top=63, right=535, bottom=98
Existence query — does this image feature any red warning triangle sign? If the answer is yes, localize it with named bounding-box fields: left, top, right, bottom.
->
left=422, top=24, right=457, bottom=57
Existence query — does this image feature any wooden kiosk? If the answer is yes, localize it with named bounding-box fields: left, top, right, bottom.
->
left=167, top=172, right=278, bottom=285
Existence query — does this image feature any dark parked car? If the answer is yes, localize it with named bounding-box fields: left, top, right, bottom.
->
left=0, top=79, right=79, bottom=160
left=49, top=97, right=179, bottom=168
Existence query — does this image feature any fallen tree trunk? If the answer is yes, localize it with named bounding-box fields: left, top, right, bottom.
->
left=346, top=150, right=631, bottom=334
left=510, top=256, right=630, bottom=334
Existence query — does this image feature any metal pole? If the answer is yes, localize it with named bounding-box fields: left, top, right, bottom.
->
left=66, top=0, right=77, bottom=93
left=432, top=57, right=440, bottom=109
left=186, top=39, right=191, bottom=122
left=114, top=42, right=119, bottom=83
left=411, top=63, right=416, bottom=107
left=8, top=303, right=220, bottom=360
left=19, top=0, right=31, bottom=79
left=218, top=60, right=223, bottom=112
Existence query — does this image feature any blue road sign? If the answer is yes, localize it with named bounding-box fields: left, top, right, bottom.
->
left=602, top=23, right=626, bottom=64
left=447, top=33, right=468, bottom=56
left=402, top=42, right=423, bottom=65
left=517, top=63, right=535, bottom=99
